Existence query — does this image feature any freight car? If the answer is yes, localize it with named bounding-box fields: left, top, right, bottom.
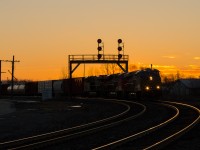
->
left=84, top=75, right=106, bottom=97
left=1, top=68, right=161, bottom=99
left=7, top=82, right=38, bottom=96
left=62, top=77, right=85, bottom=96
left=0, top=83, right=9, bottom=95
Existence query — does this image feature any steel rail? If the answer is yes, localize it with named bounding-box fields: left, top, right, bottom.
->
left=8, top=100, right=146, bottom=150
left=0, top=100, right=129, bottom=148
left=144, top=100, right=200, bottom=150
left=9, top=101, right=145, bottom=150
left=0, top=99, right=145, bottom=149
left=92, top=102, right=179, bottom=150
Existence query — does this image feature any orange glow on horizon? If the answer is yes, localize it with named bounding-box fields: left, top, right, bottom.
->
left=0, top=1, right=200, bottom=81
left=1, top=62, right=199, bottom=82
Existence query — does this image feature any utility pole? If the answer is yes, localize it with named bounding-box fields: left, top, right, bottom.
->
left=0, top=60, right=2, bottom=97
left=11, top=56, right=20, bottom=98
left=0, top=60, right=8, bottom=97
left=0, top=60, right=1, bottom=84
left=0, top=60, right=1, bottom=97
left=8, top=70, right=17, bottom=81
left=0, top=56, right=20, bottom=98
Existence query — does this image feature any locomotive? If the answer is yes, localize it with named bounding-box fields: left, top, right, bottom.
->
left=1, top=68, right=162, bottom=99
left=84, top=68, right=162, bottom=99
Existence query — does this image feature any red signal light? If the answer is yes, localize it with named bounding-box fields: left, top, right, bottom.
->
left=98, top=46, right=102, bottom=51
left=97, top=39, right=102, bottom=43
left=98, top=54, right=102, bottom=60
left=118, top=54, right=122, bottom=59
left=118, top=47, right=122, bottom=51
left=118, top=39, right=122, bottom=43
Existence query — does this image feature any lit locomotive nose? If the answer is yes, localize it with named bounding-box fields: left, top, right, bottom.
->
left=149, top=76, right=153, bottom=81
left=156, top=85, right=160, bottom=89
left=145, top=86, right=150, bottom=90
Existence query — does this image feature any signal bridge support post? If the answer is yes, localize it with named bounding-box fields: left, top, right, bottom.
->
left=68, top=54, right=128, bottom=100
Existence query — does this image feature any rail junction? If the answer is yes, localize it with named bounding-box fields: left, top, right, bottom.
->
left=0, top=98, right=199, bottom=149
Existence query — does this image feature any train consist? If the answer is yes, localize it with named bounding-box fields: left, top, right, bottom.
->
left=1, top=68, right=162, bottom=99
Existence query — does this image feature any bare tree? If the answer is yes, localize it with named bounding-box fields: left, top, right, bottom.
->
left=88, top=66, right=100, bottom=76
left=129, top=64, right=138, bottom=72
left=60, top=67, right=68, bottom=79
left=100, top=64, right=119, bottom=75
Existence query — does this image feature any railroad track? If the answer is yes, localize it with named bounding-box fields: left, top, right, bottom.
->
left=1, top=99, right=199, bottom=149
left=63, top=100, right=178, bottom=150
left=93, top=100, right=200, bottom=150
left=0, top=99, right=145, bottom=150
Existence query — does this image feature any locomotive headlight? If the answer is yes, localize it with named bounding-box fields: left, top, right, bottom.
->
left=145, top=86, right=150, bottom=90
left=156, top=85, right=160, bottom=89
left=149, top=76, right=153, bottom=81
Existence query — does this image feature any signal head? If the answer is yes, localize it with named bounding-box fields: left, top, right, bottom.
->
left=118, top=54, right=122, bottom=59
left=97, top=54, right=102, bottom=60
left=97, top=39, right=102, bottom=43
left=98, top=47, right=102, bottom=51
left=118, top=39, right=122, bottom=43
left=118, top=47, right=122, bottom=51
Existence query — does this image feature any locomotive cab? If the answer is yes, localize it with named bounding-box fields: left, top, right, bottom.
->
left=136, top=68, right=162, bottom=98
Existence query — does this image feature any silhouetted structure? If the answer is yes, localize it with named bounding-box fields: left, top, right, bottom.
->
left=170, top=79, right=200, bottom=97
left=68, top=54, right=129, bottom=79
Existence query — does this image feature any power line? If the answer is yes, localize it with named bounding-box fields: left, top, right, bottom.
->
left=0, top=56, right=20, bottom=98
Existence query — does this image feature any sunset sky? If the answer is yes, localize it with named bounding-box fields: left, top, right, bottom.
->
left=1, top=0, right=200, bottom=81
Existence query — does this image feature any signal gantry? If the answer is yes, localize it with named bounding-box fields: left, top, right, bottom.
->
left=68, top=39, right=129, bottom=79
